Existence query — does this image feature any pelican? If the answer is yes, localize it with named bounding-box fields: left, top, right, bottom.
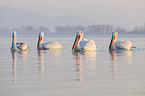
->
left=11, top=31, right=28, bottom=51
left=72, top=31, right=97, bottom=51
left=37, top=32, right=64, bottom=50
left=109, top=32, right=135, bottom=50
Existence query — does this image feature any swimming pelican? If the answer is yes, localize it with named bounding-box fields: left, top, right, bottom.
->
left=72, top=31, right=97, bottom=51
left=37, top=32, right=64, bottom=50
left=109, top=32, right=135, bottom=50
left=11, top=31, right=28, bottom=51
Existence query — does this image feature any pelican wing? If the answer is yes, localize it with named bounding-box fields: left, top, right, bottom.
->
left=42, top=41, right=64, bottom=50
left=16, top=42, right=28, bottom=51
left=115, top=40, right=133, bottom=50
left=80, top=39, right=88, bottom=48
left=80, top=39, right=96, bottom=51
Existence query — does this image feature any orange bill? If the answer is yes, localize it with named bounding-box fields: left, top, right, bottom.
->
left=37, top=36, right=42, bottom=49
left=72, top=36, right=80, bottom=51
left=109, top=36, right=115, bottom=50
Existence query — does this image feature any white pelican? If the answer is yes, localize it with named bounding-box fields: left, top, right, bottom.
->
left=37, top=32, right=64, bottom=50
left=72, top=31, right=97, bottom=51
left=11, top=31, right=28, bottom=51
left=109, top=32, right=135, bottom=50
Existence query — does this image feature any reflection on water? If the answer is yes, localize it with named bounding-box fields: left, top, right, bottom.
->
left=82, top=51, right=97, bottom=71
left=72, top=51, right=83, bottom=81
left=37, top=50, right=63, bottom=83
left=72, top=51, right=97, bottom=81
left=37, top=50, right=44, bottom=83
left=109, top=50, right=133, bottom=80
left=38, top=50, right=44, bottom=75
left=81, top=51, right=97, bottom=61
left=11, top=51, right=28, bottom=85
left=44, top=50, right=63, bottom=62
left=110, top=50, right=133, bottom=61
left=18, top=51, right=28, bottom=74
left=11, top=51, right=17, bottom=85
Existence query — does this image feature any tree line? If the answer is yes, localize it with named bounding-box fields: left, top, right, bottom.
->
left=0, top=24, right=145, bottom=33
left=0, top=26, right=50, bottom=34
left=55, top=25, right=126, bottom=33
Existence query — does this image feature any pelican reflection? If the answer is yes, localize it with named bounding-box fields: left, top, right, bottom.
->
left=44, top=50, right=63, bottom=62
left=73, top=51, right=83, bottom=81
left=37, top=50, right=63, bottom=83
left=37, top=50, right=44, bottom=76
left=81, top=51, right=97, bottom=61
left=11, top=50, right=28, bottom=85
left=110, top=50, right=133, bottom=64
left=109, top=50, right=133, bottom=80
left=11, top=51, right=17, bottom=85
left=73, top=51, right=97, bottom=81
left=18, top=51, right=28, bottom=74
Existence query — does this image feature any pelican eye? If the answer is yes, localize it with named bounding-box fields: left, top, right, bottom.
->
left=77, top=34, right=80, bottom=37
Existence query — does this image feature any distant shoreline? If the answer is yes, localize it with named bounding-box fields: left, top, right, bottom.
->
left=1, top=32, right=145, bottom=38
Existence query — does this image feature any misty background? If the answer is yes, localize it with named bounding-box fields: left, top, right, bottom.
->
left=0, top=0, right=145, bottom=33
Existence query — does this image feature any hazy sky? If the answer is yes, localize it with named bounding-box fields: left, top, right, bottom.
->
left=0, top=0, right=145, bottom=30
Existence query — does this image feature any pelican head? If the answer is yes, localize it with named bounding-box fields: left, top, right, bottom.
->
left=11, top=31, right=17, bottom=51
left=72, top=31, right=83, bottom=51
left=12, top=31, right=17, bottom=44
left=109, top=32, right=118, bottom=50
left=12, top=31, right=17, bottom=39
left=37, top=32, right=44, bottom=50
left=112, top=32, right=118, bottom=38
left=77, top=31, right=83, bottom=37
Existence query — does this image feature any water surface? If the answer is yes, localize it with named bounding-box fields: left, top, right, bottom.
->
left=0, top=34, right=145, bottom=96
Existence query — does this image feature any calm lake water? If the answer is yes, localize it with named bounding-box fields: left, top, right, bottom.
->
left=0, top=33, right=145, bottom=96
